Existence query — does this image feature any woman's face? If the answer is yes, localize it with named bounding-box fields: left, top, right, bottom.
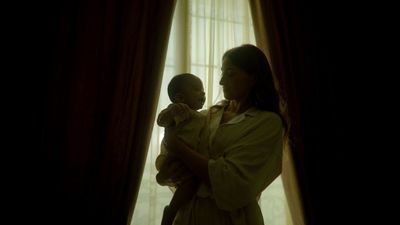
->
left=220, top=58, right=255, bottom=102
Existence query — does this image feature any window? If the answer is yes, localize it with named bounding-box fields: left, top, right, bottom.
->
left=132, top=1, right=290, bottom=224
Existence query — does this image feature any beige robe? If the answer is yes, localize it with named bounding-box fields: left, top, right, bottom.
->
left=174, top=105, right=283, bottom=225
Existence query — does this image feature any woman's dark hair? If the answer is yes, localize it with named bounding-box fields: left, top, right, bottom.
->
left=222, top=44, right=287, bottom=129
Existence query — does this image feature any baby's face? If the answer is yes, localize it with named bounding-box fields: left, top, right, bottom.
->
left=181, top=78, right=205, bottom=110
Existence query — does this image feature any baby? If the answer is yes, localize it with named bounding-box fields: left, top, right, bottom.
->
left=155, top=73, right=207, bottom=225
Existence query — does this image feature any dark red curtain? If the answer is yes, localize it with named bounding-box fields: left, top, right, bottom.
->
left=249, top=0, right=339, bottom=224
left=247, top=0, right=394, bottom=223
left=15, top=0, right=176, bottom=224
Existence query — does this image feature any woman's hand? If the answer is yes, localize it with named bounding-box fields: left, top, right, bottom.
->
left=164, top=124, right=211, bottom=185
left=157, top=160, right=191, bottom=185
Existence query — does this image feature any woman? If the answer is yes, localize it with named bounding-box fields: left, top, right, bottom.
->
left=163, top=44, right=286, bottom=225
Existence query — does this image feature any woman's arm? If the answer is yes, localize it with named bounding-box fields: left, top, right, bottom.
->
left=164, top=130, right=211, bottom=186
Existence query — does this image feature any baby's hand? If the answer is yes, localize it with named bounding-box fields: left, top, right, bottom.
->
left=168, top=103, right=192, bottom=120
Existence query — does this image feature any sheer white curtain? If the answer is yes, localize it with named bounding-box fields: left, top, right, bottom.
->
left=132, top=0, right=290, bottom=224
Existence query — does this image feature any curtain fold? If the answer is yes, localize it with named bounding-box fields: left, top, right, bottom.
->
left=40, top=0, right=176, bottom=224
left=249, top=0, right=310, bottom=224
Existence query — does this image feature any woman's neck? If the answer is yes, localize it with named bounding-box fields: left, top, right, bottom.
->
left=226, top=100, right=252, bottom=114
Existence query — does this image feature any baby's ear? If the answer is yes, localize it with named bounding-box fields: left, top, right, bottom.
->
left=174, top=93, right=184, bottom=103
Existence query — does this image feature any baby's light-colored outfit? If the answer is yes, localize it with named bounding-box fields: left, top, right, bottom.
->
left=155, top=109, right=207, bottom=187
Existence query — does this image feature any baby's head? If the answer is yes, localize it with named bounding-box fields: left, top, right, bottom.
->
left=168, top=73, right=205, bottom=110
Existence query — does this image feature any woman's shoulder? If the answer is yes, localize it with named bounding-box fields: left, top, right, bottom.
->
left=250, top=109, right=282, bottom=125
left=247, top=107, right=279, bottom=117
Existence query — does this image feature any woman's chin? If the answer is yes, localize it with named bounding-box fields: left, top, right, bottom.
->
left=223, top=93, right=232, bottom=100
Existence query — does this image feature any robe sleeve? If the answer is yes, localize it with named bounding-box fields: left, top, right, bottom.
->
left=208, top=113, right=283, bottom=211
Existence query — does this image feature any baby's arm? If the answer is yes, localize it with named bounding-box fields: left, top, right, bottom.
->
left=168, top=177, right=198, bottom=214
left=157, top=103, right=192, bottom=127
left=157, top=106, right=175, bottom=127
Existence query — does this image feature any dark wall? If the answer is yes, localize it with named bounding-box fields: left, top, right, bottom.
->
left=297, top=1, right=393, bottom=224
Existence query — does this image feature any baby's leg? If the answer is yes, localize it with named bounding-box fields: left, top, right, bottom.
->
left=169, top=177, right=198, bottom=212
left=161, top=177, right=198, bottom=225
